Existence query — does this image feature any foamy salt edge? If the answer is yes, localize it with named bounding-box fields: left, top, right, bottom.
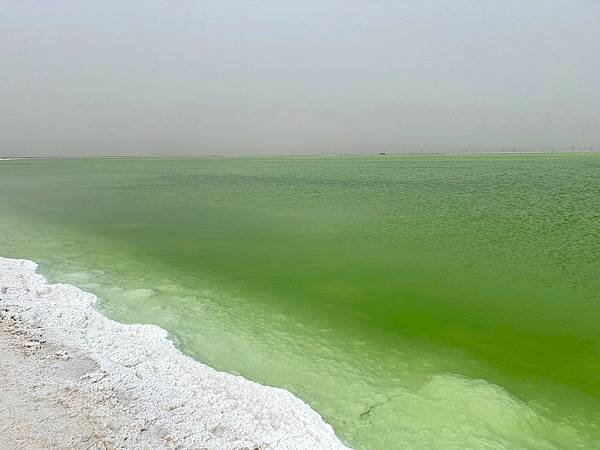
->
left=0, top=256, right=350, bottom=449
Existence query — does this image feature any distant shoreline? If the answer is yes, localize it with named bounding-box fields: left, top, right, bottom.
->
left=1, top=150, right=597, bottom=160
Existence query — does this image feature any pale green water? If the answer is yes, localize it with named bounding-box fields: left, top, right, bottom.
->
left=1, top=154, right=599, bottom=449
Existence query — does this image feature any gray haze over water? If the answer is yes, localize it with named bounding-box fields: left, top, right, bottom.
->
left=1, top=1, right=599, bottom=156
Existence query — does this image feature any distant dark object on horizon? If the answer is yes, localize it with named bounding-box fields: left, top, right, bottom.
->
left=378, top=152, right=387, bottom=156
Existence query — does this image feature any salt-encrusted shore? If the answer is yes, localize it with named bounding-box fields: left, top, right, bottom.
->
left=0, top=256, right=349, bottom=449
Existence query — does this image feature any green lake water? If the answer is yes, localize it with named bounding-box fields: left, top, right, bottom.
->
left=0, top=154, right=599, bottom=449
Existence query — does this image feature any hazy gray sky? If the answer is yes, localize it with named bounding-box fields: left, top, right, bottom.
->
left=1, top=1, right=599, bottom=155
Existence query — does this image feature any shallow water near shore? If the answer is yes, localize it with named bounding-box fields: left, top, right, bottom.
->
left=1, top=154, right=599, bottom=449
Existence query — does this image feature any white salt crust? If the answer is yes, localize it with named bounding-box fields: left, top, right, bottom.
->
left=0, top=256, right=350, bottom=450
